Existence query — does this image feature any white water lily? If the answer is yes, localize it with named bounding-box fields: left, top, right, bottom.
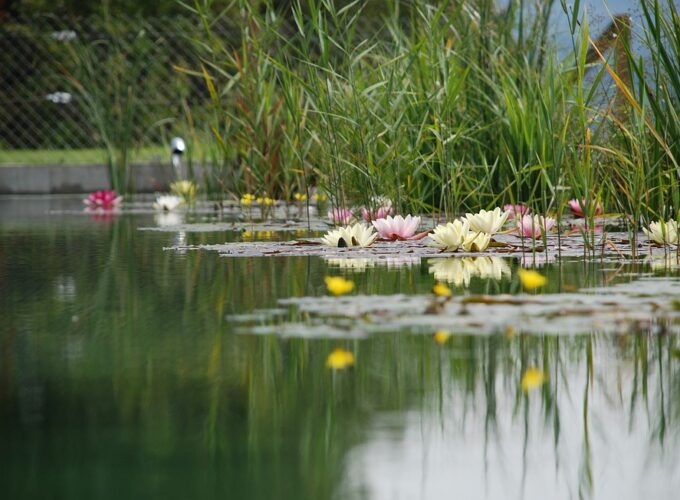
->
left=153, top=195, right=182, bottom=212
left=321, top=223, right=378, bottom=248
left=462, top=231, right=492, bottom=252
left=429, top=256, right=511, bottom=287
left=643, top=220, right=678, bottom=245
left=372, top=215, right=421, bottom=240
left=429, top=219, right=470, bottom=251
left=465, top=207, right=509, bottom=235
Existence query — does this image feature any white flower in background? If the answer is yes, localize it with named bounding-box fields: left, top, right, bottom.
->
left=461, top=231, right=492, bottom=252
left=372, top=215, right=421, bottom=240
left=153, top=194, right=182, bottom=212
left=465, top=208, right=509, bottom=235
left=321, top=223, right=378, bottom=248
left=429, top=219, right=469, bottom=251
left=643, top=220, right=678, bottom=245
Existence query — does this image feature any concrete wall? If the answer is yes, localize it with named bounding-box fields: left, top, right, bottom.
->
left=0, top=163, right=181, bottom=194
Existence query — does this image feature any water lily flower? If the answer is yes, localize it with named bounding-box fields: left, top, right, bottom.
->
left=326, top=347, right=355, bottom=369
left=434, top=330, right=451, bottom=345
left=256, top=196, right=275, bottom=206
left=170, top=180, right=197, bottom=202
left=517, top=214, right=556, bottom=239
left=521, top=367, right=547, bottom=392
left=461, top=231, right=492, bottom=252
left=372, top=215, right=421, bottom=240
left=83, top=190, right=122, bottom=210
left=465, top=208, right=509, bottom=235
left=321, top=223, right=378, bottom=248
left=429, top=219, right=470, bottom=251
left=361, top=196, right=393, bottom=222
left=432, top=282, right=452, bottom=297
left=328, top=208, right=354, bottom=225
left=153, top=195, right=182, bottom=212
left=504, top=203, right=530, bottom=218
left=643, top=220, right=678, bottom=245
left=517, top=269, right=547, bottom=290
left=240, top=193, right=256, bottom=206
left=568, top=199, right=603, bottom=217
left=325, top=276, right=354, bottom=296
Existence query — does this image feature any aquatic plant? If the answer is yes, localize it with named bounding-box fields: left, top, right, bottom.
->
left=504, top=204, right=530, bottom=218
left=153, top=195, right=182, bottom=212
left=240, top=194, right=256, bottom=206
left=429, top=220, right=470, bottom=252
left=361, top=197, right=394, bottom=222
left=83, top=190, right=122, bottom=210
left=517, top=214, right=556, bottom=239
left=568, top=199, right=602, bottom=218
left=464, top=208, right=509, bottom=235
left=462, top=232, right=492, bottom=252
left=321, top=223, right=378, bottom=248
left=170, top=180, right=197, bottom=203
left=372, top=215, right=421, bottom=240
left=643, top=220, right=679, bottom=245
left=328, top=208, right=354, bottom=225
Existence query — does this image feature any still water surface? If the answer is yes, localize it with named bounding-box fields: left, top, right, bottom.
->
left=1, top=197, right=678, bottom=499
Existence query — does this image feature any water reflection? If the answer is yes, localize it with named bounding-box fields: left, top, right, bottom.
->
left=1, top=209, right=679, bottom=499
left=428, top=256, right=512, bottom=286
left=325, top=255, right=421, bottom=272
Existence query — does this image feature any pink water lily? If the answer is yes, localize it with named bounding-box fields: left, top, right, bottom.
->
left=361, top=205, right=393, bottom=222
left=83, top=190, right=123, bottom=210
left=328, top=208, right=354, bottom=225
left=372, top=215, right=421, bottom=240
left=568, top=199, right=602, bottom=218
left=504, top=203, right=530, bottom=218
left=517, top=214, right=556, bottom=239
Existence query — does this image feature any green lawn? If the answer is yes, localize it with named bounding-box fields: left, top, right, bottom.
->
left=0, top=146, right=167, bottom=166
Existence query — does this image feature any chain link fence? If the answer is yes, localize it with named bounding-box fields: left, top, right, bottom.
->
left=0, top=15, right=240, bottom=165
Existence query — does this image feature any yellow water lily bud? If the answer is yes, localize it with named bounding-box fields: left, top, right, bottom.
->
left=434, top=330, right=451, bottom=344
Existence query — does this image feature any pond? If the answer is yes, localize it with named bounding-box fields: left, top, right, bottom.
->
left=1, top=196, right=679, bottom=500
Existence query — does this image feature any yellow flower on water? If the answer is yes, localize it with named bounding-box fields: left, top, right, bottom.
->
left=517, top=269, right=547, bottom=290
left=242, top=230, right=254, bottom=240
left=326, top=348, right=355, bottom=369
left=434, top=330, right=451, bottom=345
left=240, top=193, right=256, bottom=206
left=313, top=193, right=327, bottom=202
left=294, top=193, right=307, bottom=202
left=261, top=197, right=275, bottom=206
left=325, top=276, right=354, bottom=296
left=432, top=282, right=452, bottom=297
left=521, top=367, right=547, bottom=392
